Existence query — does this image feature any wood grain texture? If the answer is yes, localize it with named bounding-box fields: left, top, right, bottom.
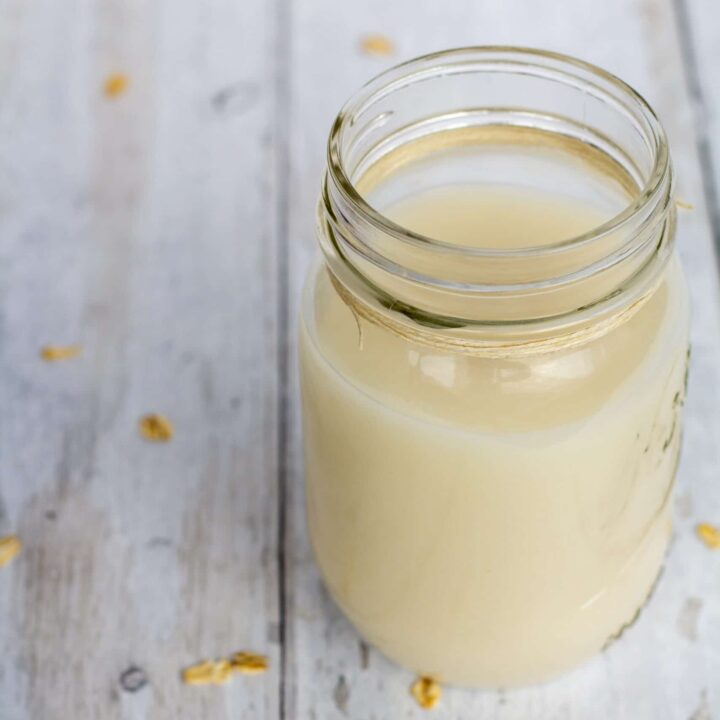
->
left=0, top=0, right=283, bottom=718
left=672, top=0, right=720, bottom=267
left=284, top=1, right=720, bottom=718
left=0, top=0, right=718, bottom=718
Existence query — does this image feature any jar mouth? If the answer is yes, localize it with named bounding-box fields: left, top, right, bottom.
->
left=327, top=46, right=669, bottom=259
left=319, top=46, right=675, bottom=330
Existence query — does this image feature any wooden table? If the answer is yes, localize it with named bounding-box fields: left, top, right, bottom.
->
left=1, top=0, right=719, bottom=717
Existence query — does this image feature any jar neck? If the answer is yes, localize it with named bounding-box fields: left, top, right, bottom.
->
left=317, top=48, right=674, bottom=343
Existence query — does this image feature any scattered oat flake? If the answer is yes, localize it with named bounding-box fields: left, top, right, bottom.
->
left=359, top=34, right=395, bottom=57
left=41, top=345, right=81, bottom=362
left=104, top=73, right=129, bottom=98
left=676, top=197, right=694, bottom=210
left=231, top=651, right=269, bottom=675
left=411, top=676, right=442, bottom=710
left=182, top=659, right=234, bottom=686
left=183, top=652, right=268, bottom=687
left=697, top=523, right=720, bottom=549
left=0, top=536, right=22, bottom=568
left=139, top=414, right=174, bottom=442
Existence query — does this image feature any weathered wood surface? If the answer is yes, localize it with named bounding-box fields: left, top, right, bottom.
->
left=284, top=1, right=720, bottom=719
left=677, top=0, right=720, bottom=264
left=0, top=0, right=718, bottom=718
left=0, top=1, right=283, bottom=718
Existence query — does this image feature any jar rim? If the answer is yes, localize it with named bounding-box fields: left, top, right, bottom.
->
left=326, top=46, right=670, bottom=260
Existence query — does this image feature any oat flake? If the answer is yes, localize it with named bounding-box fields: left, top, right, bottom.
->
left=359, top=35, right=395, bottom=56
left=411, top=676, right=442, bottom=710
left=139, top=414, right=174, bottom=442
left=41, top=345, right=81, bottom=362
left=0, top=536, right=22, bottom=568
left=697, top=523, right=720, bottom=550
left=104, top=73, right=129, bottom=98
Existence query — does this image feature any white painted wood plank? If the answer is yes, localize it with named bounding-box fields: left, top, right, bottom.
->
left=676, top=0, right=720, bottom=263
left=0, top=1, right=282, bottom=718
left=285, top=1, right=720, bottom=718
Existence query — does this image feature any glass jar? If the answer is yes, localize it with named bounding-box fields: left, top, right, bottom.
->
left=299, top=48, right=689, bottom=688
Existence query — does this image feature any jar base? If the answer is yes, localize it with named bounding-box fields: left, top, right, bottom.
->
left=312, top=523, right=672, bottom=690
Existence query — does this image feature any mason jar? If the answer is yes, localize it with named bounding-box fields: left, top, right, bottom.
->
left=299, top=47, right=689, bottom=687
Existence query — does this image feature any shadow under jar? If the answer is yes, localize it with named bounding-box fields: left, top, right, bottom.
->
left=299, top=48, right=689, bottom=688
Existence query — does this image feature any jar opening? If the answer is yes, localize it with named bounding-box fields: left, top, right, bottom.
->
left=319, top=47, right=674, bottom=336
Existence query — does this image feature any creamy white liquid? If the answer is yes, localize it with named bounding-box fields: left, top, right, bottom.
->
left=300, top=182, right=688, bottom=687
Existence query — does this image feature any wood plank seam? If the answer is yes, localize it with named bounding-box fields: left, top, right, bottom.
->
left=273, top=0, right=293, bottom=716
left=671, top=0, right=720, bottom=274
